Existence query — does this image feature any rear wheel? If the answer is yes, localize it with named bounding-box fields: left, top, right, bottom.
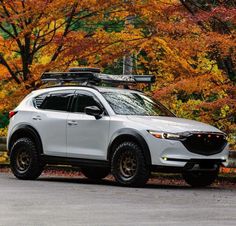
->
left=81, top=167, right=110, bottom=180
left=111, top=141, right=150, bottom=187
left=10, top=138, right=44, bottom=180
left=182, top=168, right=219, bottom=187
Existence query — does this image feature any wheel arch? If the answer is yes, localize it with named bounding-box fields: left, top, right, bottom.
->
left=8, top=125, right=43, bottom=155
left=107, top=128, right=151, bottom=166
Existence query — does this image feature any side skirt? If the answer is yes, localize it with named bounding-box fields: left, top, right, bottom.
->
left=42, top=155, right=110, bottom=168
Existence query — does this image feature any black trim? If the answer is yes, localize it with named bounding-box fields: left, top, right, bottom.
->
left=163, top=158, right=188, bottom=162
left=107, top=128, right=151, bottom=166
left=43, top=155, right=109, bottom=168
left=151, top=165, right=184, bottom=173
left=163, top=157, right=226, bottom=163
left=187, top=158, right=226, bottom=163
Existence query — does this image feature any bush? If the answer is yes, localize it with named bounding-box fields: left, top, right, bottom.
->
left=0, top=113, right=8, bottom=128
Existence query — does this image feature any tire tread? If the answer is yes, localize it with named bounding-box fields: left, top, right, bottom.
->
left=111, top=141, right=150, bottom=187
left=10, top=137, right=43, bottom=180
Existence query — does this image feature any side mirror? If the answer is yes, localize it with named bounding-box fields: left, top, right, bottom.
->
left=84, top=106, right=103, bottom=119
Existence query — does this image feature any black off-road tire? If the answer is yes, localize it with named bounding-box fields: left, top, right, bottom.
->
left=182, top=169, right=219, bottom=187
left=81, top=167, right=110, bottom=180
left=10, top=137, right=44, bottom=180
left=111, top=141, right=150, bottom=187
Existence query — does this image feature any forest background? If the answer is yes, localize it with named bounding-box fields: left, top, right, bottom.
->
left=0, top=0, right=235, bottom=148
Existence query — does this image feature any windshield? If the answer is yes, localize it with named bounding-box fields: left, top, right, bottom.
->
left=102, top=91, right=175, bottom=117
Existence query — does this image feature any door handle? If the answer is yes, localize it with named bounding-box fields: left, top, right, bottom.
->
left=32, top=115, right=42, bottom=121
left=67, top=120, right=78, bottom=126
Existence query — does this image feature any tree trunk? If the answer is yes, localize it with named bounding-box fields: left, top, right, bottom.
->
left=123, top=55, right=133, bottom=75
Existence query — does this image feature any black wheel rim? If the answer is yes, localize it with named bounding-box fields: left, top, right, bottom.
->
left=118, top=150, right=137, bottom=180
left=16, top=149, right=31, bottom=173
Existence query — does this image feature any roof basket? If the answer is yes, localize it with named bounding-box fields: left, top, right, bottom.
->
left=41, top=68, right=155, bottom=85
left=69, top=67, right=101, bottom=73
left=41, top=71, right=97, bottom=83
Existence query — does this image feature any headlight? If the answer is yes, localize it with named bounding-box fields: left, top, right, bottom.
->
left=147, top=130, right=187, bottom=140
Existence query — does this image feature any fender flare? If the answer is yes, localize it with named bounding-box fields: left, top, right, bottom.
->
left=107, top=128, right=151, bottom=166
left=8, top=124, right=43, bottom=155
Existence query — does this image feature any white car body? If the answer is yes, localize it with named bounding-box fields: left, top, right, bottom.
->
left=7, top=86, right=229, bottom=170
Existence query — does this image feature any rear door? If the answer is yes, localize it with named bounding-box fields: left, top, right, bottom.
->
left=66, top=90, right=110, bottom=160
left=32, top=90, right=74, bottom=157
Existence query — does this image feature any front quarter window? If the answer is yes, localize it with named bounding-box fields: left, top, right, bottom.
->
left=72, top=92, right=101, bottom=113
left=102, top=91, right=174, bottom=117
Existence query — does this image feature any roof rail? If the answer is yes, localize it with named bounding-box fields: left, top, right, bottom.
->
left=41, top=68, right=155, bottom=85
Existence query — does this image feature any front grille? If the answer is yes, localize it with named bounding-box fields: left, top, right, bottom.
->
left=181, top=132, right=227, bottom=156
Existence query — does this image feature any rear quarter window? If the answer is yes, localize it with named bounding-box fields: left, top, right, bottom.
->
left=34, top=90, right=74, bottom=112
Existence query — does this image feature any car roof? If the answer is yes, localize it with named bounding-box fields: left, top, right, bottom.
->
left=30, top=85, right=142, bottom=96
left=96, top=86, right=142, bottom=93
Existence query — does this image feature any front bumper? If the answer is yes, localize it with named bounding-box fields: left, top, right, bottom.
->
left=152, top=158, right=225, bottom=173
left=146, top=133, right=229, bottom=167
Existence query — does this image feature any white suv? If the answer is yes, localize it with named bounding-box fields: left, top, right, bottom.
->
left=7, top=70, right=229, bottom=187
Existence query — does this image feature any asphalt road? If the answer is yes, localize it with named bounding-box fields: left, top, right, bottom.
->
left=0, top=173, right=236, bottom=226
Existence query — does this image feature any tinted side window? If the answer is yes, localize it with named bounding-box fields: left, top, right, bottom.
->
left=36, top=92, right=73, bottom=111
left=72, top=93, right=101, bottom=113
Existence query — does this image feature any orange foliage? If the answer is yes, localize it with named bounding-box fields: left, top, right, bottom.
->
left=0, top=0, right=235, bottom=147
left=0, top=0, right=141, bottom=111
left=124, top=0, right=236, bottom=147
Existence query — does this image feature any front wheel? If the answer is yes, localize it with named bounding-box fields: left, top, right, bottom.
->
left=182, top=168, right=219, bottom=187
left=111, top=141, right=150, bottom=187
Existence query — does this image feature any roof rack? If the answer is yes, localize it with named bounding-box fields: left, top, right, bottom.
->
left=69, top=67, right=101, bottom=73
left=41, top=68, right=155, bottom=86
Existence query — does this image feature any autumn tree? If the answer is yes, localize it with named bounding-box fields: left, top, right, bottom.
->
left=0, top=0, right=235, bottom=147
left=117, top=0, right=235, bottom=147
left=179, top=0, right=236, bottom=81
left=0, top=1, right=123, bottom=84
left=0, top=0, right=142, bottom=112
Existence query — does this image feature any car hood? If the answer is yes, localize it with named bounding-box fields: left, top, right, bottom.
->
left=127, top=116, right=222, bottom=133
